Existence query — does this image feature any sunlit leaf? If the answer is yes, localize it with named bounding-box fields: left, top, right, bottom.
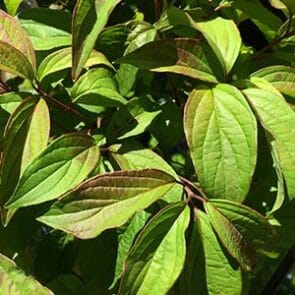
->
left=192, top=17, right=241, bottom=74
left=243, top=88, right=295, bottom=199
left=5, top=133, right=99, bottom=208
left=3, top=0, right=22, bottom=16
left=72, top=0, right=121, bottom=80
left=252, top=65, right=295, bottom=98
left=0, top=97, right=50, bottom=208
left=37, top=47, right=112, bottom=82
left=0, top=252, right=53, bottom=294
left=117, top=38, right=219, bottom=83
left=184, top=84, right=257, bottom=202
left=37, top=169, right=179, bottom=239
left=119, top=203, right=190, bottom=295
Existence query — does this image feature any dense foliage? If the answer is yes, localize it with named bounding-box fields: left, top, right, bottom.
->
left=0, top=0, right=294, bottom=294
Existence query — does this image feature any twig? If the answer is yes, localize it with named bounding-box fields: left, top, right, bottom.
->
left=252, top=29, right=295, bottom=60
left=154, top=0, right=161, bottom=20
left=35, top=83, right=90, bottom=123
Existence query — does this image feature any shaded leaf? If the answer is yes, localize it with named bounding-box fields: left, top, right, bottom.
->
left=117, top=38, right=218, bottom=83
left=5, top=133, right=99, bottom=208
left=0, top=92, right=23, bottom=114
left=0, top=252, right=53, bottom=294
left=72, top=0, right=121, bottom=80
left=184, top=84, right=257, bottom=202
left=119, top=203, right=190, bottom=295
left=37, top=169, right=179, bottom=239
left=111, top=210, right=151, bottom=288
left=251, top=65, right=295, bottom=98
left=37, top=47, right=112, bottom=82
left=72, top=68, right=127, bottom=111
left=243, top=88, right=295, bottom=199
left=209, top=199, right=281, bottom=257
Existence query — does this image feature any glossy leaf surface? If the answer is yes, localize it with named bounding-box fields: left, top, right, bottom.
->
left=184, top=84, right=257, bottom=202
left=6, top=133, right=99, bottom=208
left=119, top=203, right=190, bottom=295
left=38, top=169, right=179, bottom=239
left=72, top=0, right=121, bottom=80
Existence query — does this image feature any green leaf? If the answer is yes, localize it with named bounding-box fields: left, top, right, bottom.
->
left=5, top=133, right=99, bottom=208
left=0, top=252, right=53, bottom=294
left=251, top=65, right=295, bottom=98
left=205, top=202, right=256, bottom=271
left=111, top=210, right=151, bottom=288
left=208, top=199, right=281, bottom=257
left=195, top=210, right=242, bottom=295
left=184, top=84, right=257, bottom=202
left=72, top=0, right=121, bottom=80
left=3, top=0, right=22, bottom=15
left=232, top=0, right=282, bottom=41
left=119, top=203, right=190, bottom=295
left=0, top=92, right=23, bottom=114
left=72, top=68, right=127, bottom=111
left=243, top=88, right=295, bottom=199
left=110, top=140, right=178, bottom=178
left=37, top=169, right=179, bottom=239
left=0, top=41, right=35, bottom=80
left=270, top=0, right=295, bottom=14
left=0, top=9, right=36, bottom=76
left=106, top=96, right=161, bottom=140
left=0, top=97, right=50, bottom=207
left=37, top=47, right=112, bottom=82
left=192, top=17, right=241, bottom=74
left=117, top=38, right=218, bottom=83
left=20, top=19, right=71, bottom=51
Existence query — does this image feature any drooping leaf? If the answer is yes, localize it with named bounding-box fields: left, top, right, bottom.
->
left=0, top=97, right=50, bottom=207
left=3, top=0, right=23, bottom=16
left=205, top=202, right=256, bottom=271
left=191, top=17, right=241, bottom=74
left=37, top=169, right=179, bottom=239
left=184, top=84, right=257, bottom=202
left=0, top=9, right=36, bottom=70
left=72, top=0, right=121, bottom=80
left=208, top=199, right=281, bottom=257
left=72, top=68, right=127, bottom=111
left=0, top=252, right=53, bottom=294
left=111, top=210, right=151, bottom=288
left=195, top=210, right=242, bottom=295
left=251, top=65, right=295, bottom=98
left=5, top=133, right=99, bottom=208
left=119, top=203, right=190, bottom=295
left=243, top=88, right=295, bottom=199
left=37, top=47, right=112, bottom=82
left=117, top=38, right=219, bottom=83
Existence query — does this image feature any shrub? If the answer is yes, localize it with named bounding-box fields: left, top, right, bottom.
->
left=0, top=0, right=294, bottom=294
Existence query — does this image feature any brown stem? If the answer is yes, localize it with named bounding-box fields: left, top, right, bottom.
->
left=154, top=0, right=162, bottom=20
left=179, top=175, right=208, bottom=201
left=35, top=83, right=90, bottom=123
left=252, top=28, right=295, bottom=60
